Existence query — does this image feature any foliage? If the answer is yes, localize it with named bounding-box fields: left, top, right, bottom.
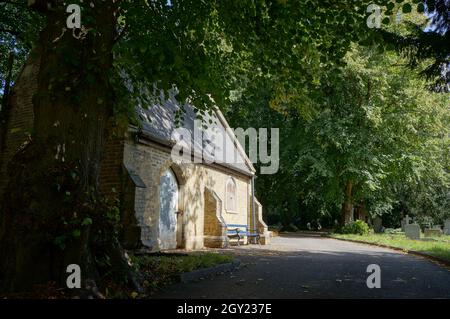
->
left=130, top=252, right=234, bottom=296
left=1, top=0, right=384, bottom=115
left=379, top=0, right=450, bottom=91
left=282, top=223, right=299, bottom=232
left=112, top=0, right=379, bottom=119
left=0, top=1, right=42, bottom=98
left=338, top=220, right=371, bottom=235
left=228, top=43, right=449, bottom=227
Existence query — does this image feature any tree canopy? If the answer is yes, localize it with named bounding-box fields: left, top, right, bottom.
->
left=227, top=43, right=449, bottom=229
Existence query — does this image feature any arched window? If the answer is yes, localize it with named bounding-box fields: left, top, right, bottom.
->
left=226, top=177, right=237, bottom=212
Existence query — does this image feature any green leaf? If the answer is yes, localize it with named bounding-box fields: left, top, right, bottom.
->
left=417, top=3, right=425, bottom=13
left=386, top=2, right=396, bottom=10
left=82, top=217, right=93, bottom=226
left=73, top=229, right=81, bottom=238
left=402, top=3, right=412, bottom=13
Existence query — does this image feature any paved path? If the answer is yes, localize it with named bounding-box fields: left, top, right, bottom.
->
left=154, top=235, right=450, bottom=299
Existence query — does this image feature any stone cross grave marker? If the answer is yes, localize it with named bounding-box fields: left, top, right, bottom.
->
left=401, top=215, right=411, bottom=232
left=405, top=215, right=411, bottom=224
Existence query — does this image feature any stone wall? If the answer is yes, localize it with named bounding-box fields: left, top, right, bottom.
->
left=203, top=187, right=227, bottom=248
left=249, top=198, right=270, bottom=245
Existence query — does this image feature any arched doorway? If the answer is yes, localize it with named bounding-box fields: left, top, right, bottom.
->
left=159, top=168, right=179, bottom=250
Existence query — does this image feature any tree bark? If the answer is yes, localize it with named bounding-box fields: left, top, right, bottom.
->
left=354, top=200, right=369, bottom=224
left=0, top=1, right=123, bottom=292
left=340, top=181, right=353, bottom=226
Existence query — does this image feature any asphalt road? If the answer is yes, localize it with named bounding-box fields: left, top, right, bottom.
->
left=154, top=234, right=450, bottom=299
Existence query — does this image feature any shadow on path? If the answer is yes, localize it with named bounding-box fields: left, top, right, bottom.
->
left=153, top=235, right=450, bottom=299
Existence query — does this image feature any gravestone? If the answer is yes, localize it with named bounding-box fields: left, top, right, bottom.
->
left=444, top=219, right=450, bottom=236
left=373, top=216, right=383, bottom=233
left=405, top=224, right=420, bottom=240
left=401, top=215, right=411, bottom=232
left=424, top=228, right=443, bottom=237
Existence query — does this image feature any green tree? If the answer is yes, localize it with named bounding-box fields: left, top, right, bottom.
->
left=228, top=43, right=449, bottom=228
left=0, top=0, right=42, bottom=152
left=380, top=0, right=450, bottom=91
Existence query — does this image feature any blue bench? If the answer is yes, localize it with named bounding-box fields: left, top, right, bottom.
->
left=226, top=224, right=260, bottom=246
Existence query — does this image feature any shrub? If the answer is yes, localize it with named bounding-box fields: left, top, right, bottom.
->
left=282, top=223, right=299, bottom=232
left=384, top=228, right=403, bottom=234
left=340, top=220, right=370, bottom=235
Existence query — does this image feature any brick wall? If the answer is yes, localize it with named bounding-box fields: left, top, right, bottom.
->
left=98, top=123, right=125, bottom=199
left=123, top=139, right=173, bottom=249
left=0, top=53, right=39, bottom=199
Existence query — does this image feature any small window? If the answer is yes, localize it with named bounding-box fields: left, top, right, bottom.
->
left=226, top=177, right=237, bottom=212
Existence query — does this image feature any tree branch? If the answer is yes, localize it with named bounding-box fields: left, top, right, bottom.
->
left=0, top=27, right=21, bottom=38
left=0, top=0, right=28, bottom=8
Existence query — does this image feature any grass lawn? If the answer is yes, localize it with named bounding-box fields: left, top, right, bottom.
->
left=331, top=233, right=450, bottom=263
left=129, top=252, right=234, bottom=297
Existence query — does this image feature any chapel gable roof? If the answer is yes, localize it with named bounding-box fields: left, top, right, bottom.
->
left=136, top=98, right=256, bottom=177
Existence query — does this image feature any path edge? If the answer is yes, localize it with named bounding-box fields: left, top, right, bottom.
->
left=327, top=235, right=450, bottom=268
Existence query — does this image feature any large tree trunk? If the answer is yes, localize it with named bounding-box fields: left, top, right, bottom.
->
left=354, top=200, right=369, bottom=224
left=0, top=1, right=123, bottom=293
left=340, top=181, right=353, bottom=226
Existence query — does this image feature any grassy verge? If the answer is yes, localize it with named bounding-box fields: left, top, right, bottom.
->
left=331, top=233, right=450, bottom=263
left=1, top=252, right=234, bottom=299
left=129, top=252, right=234, bottom=297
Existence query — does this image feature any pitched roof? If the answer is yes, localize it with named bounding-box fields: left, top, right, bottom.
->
left=136, top=98, right=255, bottom=176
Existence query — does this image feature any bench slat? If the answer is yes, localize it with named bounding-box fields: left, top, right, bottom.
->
left=226, top=224, right=260, bottom=246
